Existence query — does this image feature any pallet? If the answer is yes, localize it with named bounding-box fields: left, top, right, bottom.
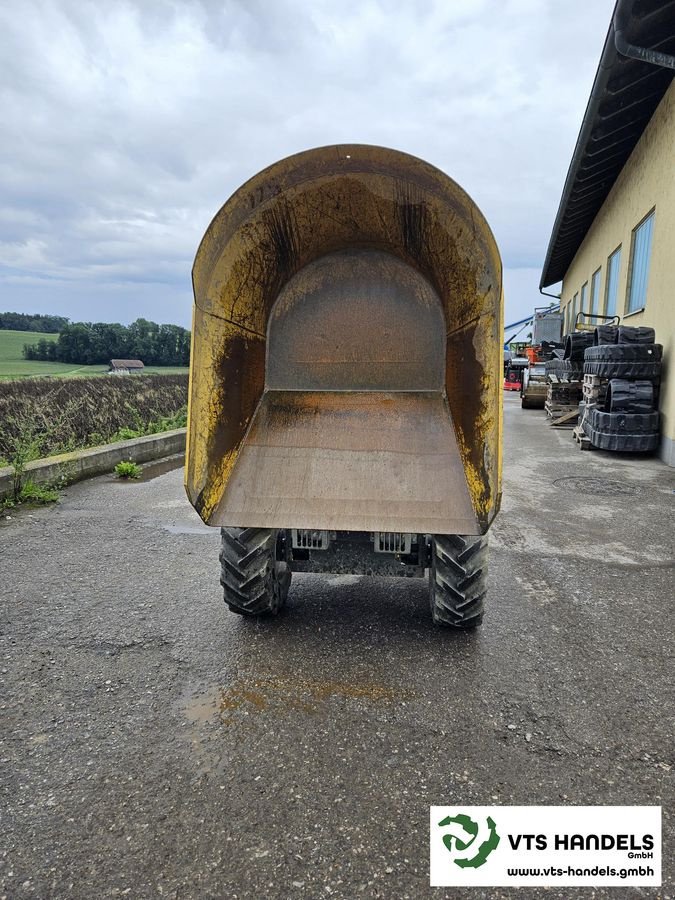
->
left=573, top=424, right=594, bottom=450
left=582, top=383, right=607, bottom=402
left=582, top=373, right=608, bottom=403
left=547, top=374, right=584, bottom=386
left=550, top=408, right=579, bottom=427
left=545, top=401, right=579, bottom=423
left=547, top=385, right=582, bottom=403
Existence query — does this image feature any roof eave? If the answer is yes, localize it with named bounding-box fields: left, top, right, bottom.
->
left=540, top=0, right=675, bottom=289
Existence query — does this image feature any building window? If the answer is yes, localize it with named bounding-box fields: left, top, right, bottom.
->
left=605, top=247, right=621, bottom=317
left=627, top=210, right=655, bottom=313
left=590, top=268, right=602, bottom=316
left=572, top=292, right=579, bottom=328
left=580, top=281, right=588, bottom=316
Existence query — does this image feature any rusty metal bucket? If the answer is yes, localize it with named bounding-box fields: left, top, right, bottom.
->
left=186, top=145, right=502, bottom=535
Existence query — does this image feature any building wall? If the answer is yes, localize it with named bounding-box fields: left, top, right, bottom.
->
left=560, top=81, right=675, bottom=465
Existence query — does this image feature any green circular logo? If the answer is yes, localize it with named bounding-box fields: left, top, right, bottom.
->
left=438, top=813, right=500, bottom=868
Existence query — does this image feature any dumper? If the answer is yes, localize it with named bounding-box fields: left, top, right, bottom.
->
left=186, top=145, right=503, bottom=628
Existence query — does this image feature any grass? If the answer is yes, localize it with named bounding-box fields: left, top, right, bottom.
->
left=1, top=478, right=61, bottom=511
left=18, top=480, right=60, bottom=503
left=114, top=460, right=142, bottom=479
left=0, top=330, right=106, bottom=378
left=110, top=406, right=188, bottom=442
left=0, top=330, right=188, bottom=379
left=133, top=367, right=189, bottom=375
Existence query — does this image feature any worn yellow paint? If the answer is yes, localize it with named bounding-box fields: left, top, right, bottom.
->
left=186, top=144, right=503, bottom=530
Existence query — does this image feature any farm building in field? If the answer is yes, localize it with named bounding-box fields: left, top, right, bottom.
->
left=540, top=0, right=675, bottom=464
left=109, top=359, right=145, bottom=375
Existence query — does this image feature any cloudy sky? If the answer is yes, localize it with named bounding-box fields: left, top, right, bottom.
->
left=1, top=0, right=615, bottom=330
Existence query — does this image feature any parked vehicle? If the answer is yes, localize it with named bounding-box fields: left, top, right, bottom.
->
left=185, top=145, right=503, bottom=628
left=503, top=358, right=529, bottom=392
left=521, top=362, right=547, bottom=409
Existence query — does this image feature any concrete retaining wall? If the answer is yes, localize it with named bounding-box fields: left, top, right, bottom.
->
left=0, top=428, right=186, bottom=501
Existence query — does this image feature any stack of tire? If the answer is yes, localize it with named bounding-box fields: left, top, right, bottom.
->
left=582, top=326, right=661, bottom=452
left=545, top=334, right=586, bottom=381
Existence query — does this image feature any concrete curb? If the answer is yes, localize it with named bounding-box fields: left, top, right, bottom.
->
left=0, top=429, right=186, bottom=501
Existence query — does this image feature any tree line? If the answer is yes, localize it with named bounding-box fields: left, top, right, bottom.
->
left=0, top=311, right=69, bottom=333
left=23, top=318, right=191, bottom=367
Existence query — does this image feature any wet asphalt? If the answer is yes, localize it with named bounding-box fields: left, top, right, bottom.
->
left=1, top=394, right=673, bottom=899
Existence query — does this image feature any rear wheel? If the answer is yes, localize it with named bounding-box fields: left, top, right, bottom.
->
left=219, top=528, right=291, bottom=616
left=429, top=534, right=487, bottom=628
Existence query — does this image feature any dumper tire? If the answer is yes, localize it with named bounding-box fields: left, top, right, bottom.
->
left=430, top=534, right=487, bottom=629
left=219, top=528, right=291, bottom=617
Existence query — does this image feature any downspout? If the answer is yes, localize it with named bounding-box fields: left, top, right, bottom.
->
left=539, top=286, right=561, bottom=301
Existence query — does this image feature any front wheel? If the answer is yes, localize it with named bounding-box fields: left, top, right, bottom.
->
left=429, top=534, right=488, bottom=628
left=219, top=528, right=291, bottom=616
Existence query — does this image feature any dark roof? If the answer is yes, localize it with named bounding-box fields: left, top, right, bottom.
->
left=540, top=0, right=675, bottom=288
left=110, top=359, right=144, bottom=368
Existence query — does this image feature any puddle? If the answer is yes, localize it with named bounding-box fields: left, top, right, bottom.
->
left=137, top=454, right=185, bottom=481
left=183, top=675, right=415, bottom=726
left=327, top=574, right=362, bottom=586
left=113, top=454, right=184, bottom=483
left=164, top=523, right=215, bottom=536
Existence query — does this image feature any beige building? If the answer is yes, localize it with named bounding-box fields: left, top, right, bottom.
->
left=540, top=0, right=675, bottom=464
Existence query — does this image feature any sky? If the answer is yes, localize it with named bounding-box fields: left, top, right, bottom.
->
left=0, top=0, right=616, bottom=330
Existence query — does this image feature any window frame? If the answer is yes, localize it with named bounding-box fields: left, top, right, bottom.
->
left=626, top=209, right=655, bottom=314
left=604, top=246, right=621, bottom=317
left=590, top=267, right=602, bottom=316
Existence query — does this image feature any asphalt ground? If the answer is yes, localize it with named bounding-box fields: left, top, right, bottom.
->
left=1, top=394, right=673, bottom=899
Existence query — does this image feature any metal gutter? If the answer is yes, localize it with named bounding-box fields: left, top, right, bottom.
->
left=540, top=0, right=675, bottom=289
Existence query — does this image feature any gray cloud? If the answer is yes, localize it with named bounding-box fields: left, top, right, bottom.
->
left=0, top=0, right=614, bottom=327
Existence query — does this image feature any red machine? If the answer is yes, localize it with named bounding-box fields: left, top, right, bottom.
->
left=503, top=358, right=529, bottom=392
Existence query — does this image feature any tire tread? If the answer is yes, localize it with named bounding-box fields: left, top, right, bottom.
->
left=219, top=527, right=290, bottom=616
left=430, top=534, right=487, bottom=628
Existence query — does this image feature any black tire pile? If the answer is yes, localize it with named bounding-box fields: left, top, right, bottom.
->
left=545, top=342, right=581, bottom=381
left=544, top=357, right=584, bottom=381
left=581, top=326, right=661, bottom=452
left=545, top=331, right=593, bottom=381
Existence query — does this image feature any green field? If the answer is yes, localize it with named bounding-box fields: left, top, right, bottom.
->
left=0, top=331, right=188, bottom=379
